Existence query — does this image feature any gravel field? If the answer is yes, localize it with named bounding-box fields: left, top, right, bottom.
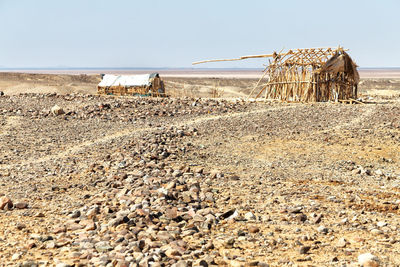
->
left=0, top=73, right=399, bottom=266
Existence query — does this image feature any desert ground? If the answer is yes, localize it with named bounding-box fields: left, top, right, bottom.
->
left=0, top=71, right=399, bottom=266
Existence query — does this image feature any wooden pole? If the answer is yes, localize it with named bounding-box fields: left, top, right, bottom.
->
left=247, top=69, right=268, bottom=99
left=192, top=54, right=275, bottom=65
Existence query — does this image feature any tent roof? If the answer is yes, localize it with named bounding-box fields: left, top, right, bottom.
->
left=98, top=74, right=152, bottom=87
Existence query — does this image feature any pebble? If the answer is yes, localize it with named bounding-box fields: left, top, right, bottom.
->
left=166, top=207, right=178, bottom=219
left=370, top=228, right=383, bottom=235
left=51, top=105, right=65, bottom=115
left=331, top=256, right=339, bottom=262
left=299, top=246, right=311, bottom=254
left=248, top=226, right=260, bottom=233
left=289, top=207, right=303, bottom=214
left=220, top=209, right=238, bottom=220
left=16, top=223, right=26, bottom=230
left=174, top=260, right=189, bottom=267
left=86, top=206, right=100, bottom=218
left=46, top=241, right=56, bottom=249
left=317, top=225, right=328, bottom=234
left=193, top=259, right=208, bottom=266
left=297, top=213, right=307, bottom=222
left=165, top=248, right=182, bottom=258
left=244, top=212, right=256, bottom=221
left=336, top=237, right=347, bottom=248
left=21, top=261, right=39, bottom=267
left=12, top=253, right=21, bottom=260
left=312, top=214, right=322, bottom=224
left=0, top=196, right=13, bottom=210
left=95, top=241, right=113, bottom=253
left=358, top=253, right=380, bottom=267
left=53, top=226, right=67, bottom=234
left=377, top=221, right=387, bottom=227
left=68, top=210, right=81, bottom=218
left=14, top=202, right=28, bottom=209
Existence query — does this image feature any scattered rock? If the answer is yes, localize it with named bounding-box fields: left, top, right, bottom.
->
left=95, top=241, right=113, bottom=253
left=248, top=226, right=260, bottom=233
left=370, top=228, right=383, bottom=235
left=336, top=237, right=347, bottom=248
left=165, top=207, right=178, bottom=219
left=68, top=210, right=81, bottom=218
left=11, top=253, right=21, bottom=260
left=220, top=209, right=238, bottom=220
left=16, top=223, right=26, bottom=230
left=317, top=225, right=328, bottom=234
left=331, top=256, right=339, bottom=262
left=165, top=248, right=182, bottom=258
left=358, top=253, right=380, bottom=267
left=51, top=105, right=65, bottom=115
left=14, top=202, right=28, bottom=209
left=297, top=213, right=307, bottom=222
left=53, top=226, right=67, bottom=234
left=299, top=246, right=311, bottom=254
left=244, top=212, right=256, bottom=221
left=289, top=207, right=302, bottom=214
left=0, top=196, right=13, bottom=210
left=312, top=214, right=323, bottom=224
left=0, top=93, right=398, bottom=266
left=174, top=260, right=189, bottom=267
left=377, top=221, right=387, bottom=227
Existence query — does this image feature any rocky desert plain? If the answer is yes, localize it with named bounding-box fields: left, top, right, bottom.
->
left=0, top=70, right=399, bottom=267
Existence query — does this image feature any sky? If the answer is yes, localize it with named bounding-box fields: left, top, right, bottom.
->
left=0, top=0, right=399, bottom=68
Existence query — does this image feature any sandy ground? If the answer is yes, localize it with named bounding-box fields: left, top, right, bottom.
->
left=0, top=70, right=399, bottom=98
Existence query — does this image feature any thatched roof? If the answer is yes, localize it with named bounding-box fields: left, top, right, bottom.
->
left=318, top=51, right=359, bottom=83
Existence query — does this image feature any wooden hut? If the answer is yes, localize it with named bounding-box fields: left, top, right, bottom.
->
left=193, top=47, right=359, bottom=102
left=97, top=73, right=166, bottom=97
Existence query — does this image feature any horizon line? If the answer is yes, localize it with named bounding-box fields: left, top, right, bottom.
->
left=0, top=67, right=400, bottom=70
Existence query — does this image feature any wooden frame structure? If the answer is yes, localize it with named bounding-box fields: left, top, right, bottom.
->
left=193, top=47, right=359, bottom=102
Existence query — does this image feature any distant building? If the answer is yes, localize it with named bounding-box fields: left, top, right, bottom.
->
left=97, top=73, right=165, bottom=97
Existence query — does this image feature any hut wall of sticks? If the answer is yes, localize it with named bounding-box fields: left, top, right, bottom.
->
left=193, top=47, right=359, bottom=102
left=97, top=73, right=166, bottom=97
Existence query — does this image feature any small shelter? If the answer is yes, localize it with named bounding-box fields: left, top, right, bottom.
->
left=97, top=73, right=165, bottom=97
left=193, top=47, right=359, bottom=102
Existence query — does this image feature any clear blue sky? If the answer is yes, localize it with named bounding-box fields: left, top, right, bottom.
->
left=1, top=0, right=399, bottom=68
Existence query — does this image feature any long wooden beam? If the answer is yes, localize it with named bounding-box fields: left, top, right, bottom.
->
left=192, top=47, right=348, bottom=65
left=192, top=54, right=275, bottom=65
